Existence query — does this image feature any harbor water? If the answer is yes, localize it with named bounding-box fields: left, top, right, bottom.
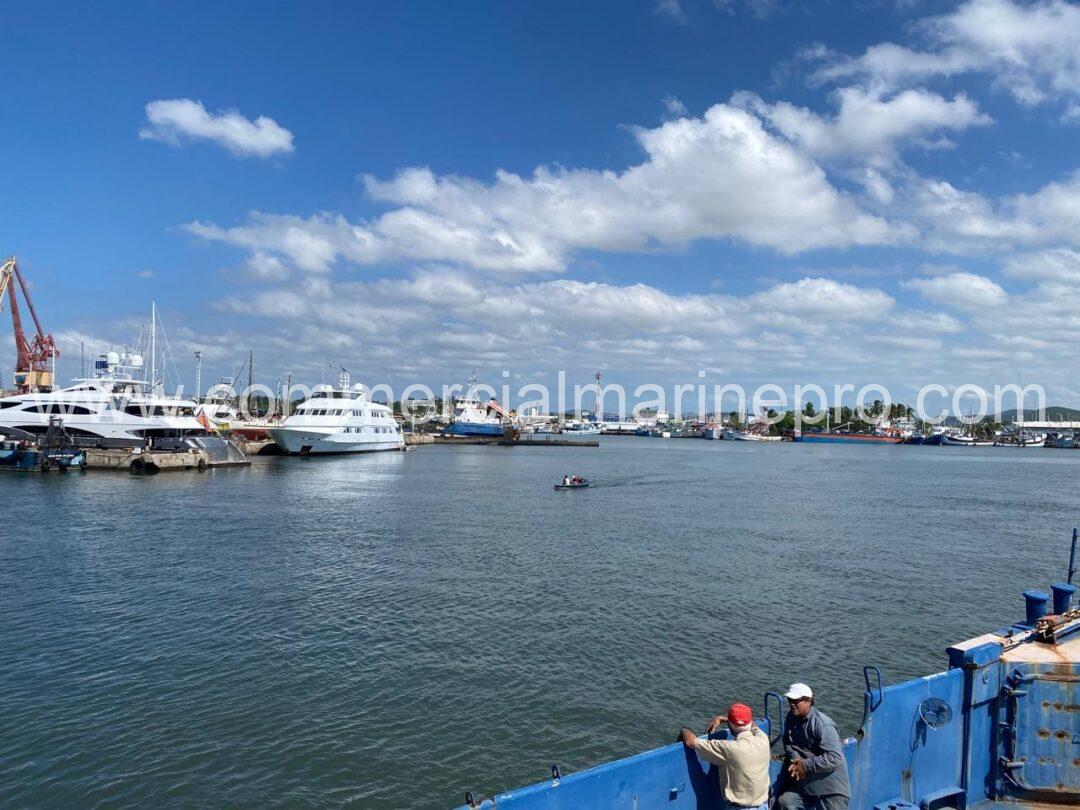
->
left=2, top=439, right=1078, bottom=808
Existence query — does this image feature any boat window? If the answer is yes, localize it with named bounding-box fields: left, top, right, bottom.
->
left=0, top=401, right=19, bottom=409
left=124, top=405, right=167, bottom=417
left=24, top=404, right=94, bottom=415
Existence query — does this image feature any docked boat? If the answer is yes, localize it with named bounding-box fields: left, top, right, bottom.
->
left=459, top=531, right=1080, bottom=810
left=444, top=373, right=508, bottom=437
left=724, top=427, right=782, bottom=441
left=600, top=419, right=640, bottom=435
left=726, top=413, right=781, bottom=441
left=794, top=431, right=904, bottom=444
left=941, top=433, right=995, bottom=447
left=0, top=349, right=210, bottom=448
left=992, top=426, right=1047, bottom=447
left=0, top=423, right=86, bottom=471
left=563, top=421, right=602, bottom=436
left=195, top=380, right=239, bottom=430
left=269, top=373, right=404, bottom=455
left=1046, top=433, right=1077, bottom=449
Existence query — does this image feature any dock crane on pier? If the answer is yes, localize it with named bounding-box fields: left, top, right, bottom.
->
left=0, top=256, right=60, bottom=392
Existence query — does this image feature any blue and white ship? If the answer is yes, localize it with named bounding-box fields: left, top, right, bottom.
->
left=444, top=373, right=507, bottom=437
left=458, top=530, right=1080, bottom=810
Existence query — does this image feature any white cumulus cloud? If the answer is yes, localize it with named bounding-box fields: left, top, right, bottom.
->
left=809, top=0, right=1080, bottom=106
left=188, top=102, right=899, bottom=274
left=903, top=271, right=1008, bottom=310
left=736, top=87, right=991, bottom=165
left=140, top=98, right=294, bottom=158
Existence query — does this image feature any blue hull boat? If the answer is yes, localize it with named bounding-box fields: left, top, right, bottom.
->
left=458, top=530, right=1080, bottom=810
left=444, top=422, right=505, bottom=437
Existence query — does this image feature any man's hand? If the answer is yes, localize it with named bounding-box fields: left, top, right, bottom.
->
left=679, top=727, right=698, bottom=748
left=706, top=715, right=727, bottom=734
left=787, top=759, right=808, bottom=781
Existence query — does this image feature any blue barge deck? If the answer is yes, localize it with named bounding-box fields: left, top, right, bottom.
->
left=457, top=537, right=1080, bottom=810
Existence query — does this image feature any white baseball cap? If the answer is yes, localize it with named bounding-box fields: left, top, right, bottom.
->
left=784, top=683, right=814, bottom=700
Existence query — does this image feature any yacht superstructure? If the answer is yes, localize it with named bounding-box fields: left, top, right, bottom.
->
left=269, top=373, right=404, bottom=455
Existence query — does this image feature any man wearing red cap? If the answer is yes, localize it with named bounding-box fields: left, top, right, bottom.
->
left=679, top=702, right=771, bottom=810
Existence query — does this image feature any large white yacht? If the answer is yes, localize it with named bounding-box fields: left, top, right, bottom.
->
left=269, top=373, right=405, bottom=455
left=0, top=349, right=209, bottom=447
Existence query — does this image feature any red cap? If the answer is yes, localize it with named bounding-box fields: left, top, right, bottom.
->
left=728, top=703, right=753, bottom=727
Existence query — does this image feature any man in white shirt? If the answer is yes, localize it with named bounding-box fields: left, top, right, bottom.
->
left=680, top=702, right=772, bottom=810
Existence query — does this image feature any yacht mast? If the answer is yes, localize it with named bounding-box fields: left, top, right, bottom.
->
left=150, top=302, right=157, bottom=393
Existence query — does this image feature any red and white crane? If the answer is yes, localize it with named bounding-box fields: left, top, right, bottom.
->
left=0, top=256, right=60, bottom=392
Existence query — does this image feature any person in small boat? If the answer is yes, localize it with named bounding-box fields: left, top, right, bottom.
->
left=776, top=683, right=850, bottom=810
left=562, top=474, right=571, bottom=485
left=679, top=702, right=770, bottom=810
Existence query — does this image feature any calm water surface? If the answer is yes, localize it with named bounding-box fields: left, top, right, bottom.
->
left=2, top=439, right=1078, bottom=808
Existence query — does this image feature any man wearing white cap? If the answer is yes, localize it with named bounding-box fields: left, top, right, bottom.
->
left=777, top=683, right=850, bottom=810
left=679, top=702, right=771, bottom=810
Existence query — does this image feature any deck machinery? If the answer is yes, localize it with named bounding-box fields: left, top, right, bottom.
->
left=0, top=256, right=60, bottom=393
left=460, top=531, right=1080, bottom=810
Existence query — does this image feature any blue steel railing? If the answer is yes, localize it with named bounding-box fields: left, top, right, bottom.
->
left=458, top=648, right=1079, bottom=810
left=458, top=537, right=1080, bottom=809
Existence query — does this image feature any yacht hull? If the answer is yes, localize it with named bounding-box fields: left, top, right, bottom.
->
left=269, top=428, right=405, bottom=455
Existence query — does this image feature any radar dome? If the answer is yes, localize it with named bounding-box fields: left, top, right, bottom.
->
left=130, top=354, right=144, bottom=368
left=105, top=351, right=121, bottom=365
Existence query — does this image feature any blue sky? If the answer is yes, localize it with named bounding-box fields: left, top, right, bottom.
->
left=2, top=1, right=1079, bottom=406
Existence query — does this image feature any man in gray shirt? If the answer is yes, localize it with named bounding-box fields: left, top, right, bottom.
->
left=777, top=683, right=850, bottom=810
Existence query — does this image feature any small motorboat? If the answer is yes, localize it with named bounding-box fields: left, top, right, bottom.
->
left=554, top=478, right=591, bottom=489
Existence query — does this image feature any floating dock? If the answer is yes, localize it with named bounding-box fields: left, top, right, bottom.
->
left=85, top=437, right=249, bottom=474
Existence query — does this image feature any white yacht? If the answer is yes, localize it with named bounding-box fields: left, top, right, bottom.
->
left=196, top=380, right=239, bottom=429
left=0, top=350, right=208, bottom=447
left=269, top=374, right=405, bottom=455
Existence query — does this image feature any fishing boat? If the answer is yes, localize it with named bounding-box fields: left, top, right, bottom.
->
left=725, top=412, right=781, bottom=441
left=444, top=373, right=508, bottom=437
left=563, top=421, right=602, bottom=436
left=269, top=373, right=405, bottom=455
left=994, top=428, right=1047, bottom=448
left=724, top=427, right=783, bottom=441
left=941, top=432, right=995, bottom=447
left=1046, top=433, right=1076, bottom=449
left=458, top=530, right=1080, bottom=810
left=600, top=419, right=640, bottom=435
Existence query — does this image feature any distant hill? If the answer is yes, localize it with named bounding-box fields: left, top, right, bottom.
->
left=997, top=407, right=1080, bottom=423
